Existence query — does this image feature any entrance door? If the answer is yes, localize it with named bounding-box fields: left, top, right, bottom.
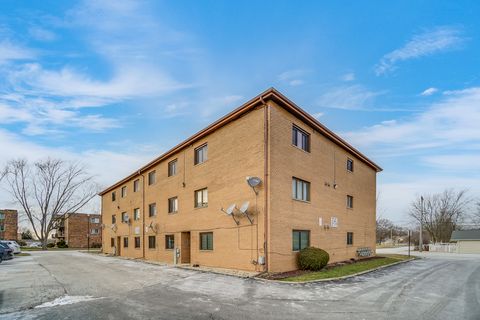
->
left=181, top=232, right=191, bottom=264
left=116, top=236, right=121, bottom=256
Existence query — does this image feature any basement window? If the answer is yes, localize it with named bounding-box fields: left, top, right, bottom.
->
left=148, top=236, right=156, bottom=249
left=200, top=232, right=213, bottom=250
left=165, top=235, right=174, bottom=249
left=134, top=237, right=140, bottom=248
left=347, top=232, right=354, bottom=245
left=292, top=230, right=310, bottom=251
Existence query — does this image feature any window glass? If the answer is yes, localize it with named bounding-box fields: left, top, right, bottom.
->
left=347, top=159, right=354, bottom=172
left=148, top=171, right=156, bottom=185
left=347, top=195, right=354, bottom=208
left=148, top=236, right=156, bottom=249
left=165, top=235, right=175, bottom=249
left=124, top=237, right=128, bottom=248
left=168, top=197, right=178, bottom=213
left=292, top=177, right=310, bottom=201
left=149, top=203, right=157, bottom=217
left=194, top=144, right=208, bottom=165
left=347, top=232, right=354, bottom=245
left=121, top=186, right=127, bottom=197
left=134, top=208, right=140, bottom=220
left=292, top=125, right=310, bottom=152
left=134, top=237, right=141, bottom=248
left=200, top=232, right=213, bottom=250
left=194, top=188, right=208, bottom=208
left=292, top=230, right=310, bottom=251
left=133, top=179, right=140, bottom=192
left=168, top=160, right=177, bottom=177
left=111, top=192, right=116, bottom=201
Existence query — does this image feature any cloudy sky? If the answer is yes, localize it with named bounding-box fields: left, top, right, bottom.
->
left=0, top=1, right=479, bottom=224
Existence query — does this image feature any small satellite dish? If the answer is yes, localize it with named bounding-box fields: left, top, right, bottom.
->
left=226, top=204, right=236, bottom=215
left=247, top=177, right=262, bottom=188
left=239, top=201, right=250, bottom=214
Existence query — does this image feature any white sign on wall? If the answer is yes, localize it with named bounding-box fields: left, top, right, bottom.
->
left=134, top=226, right=140, bottom=235
left=331, top=217, right=338, bottom=228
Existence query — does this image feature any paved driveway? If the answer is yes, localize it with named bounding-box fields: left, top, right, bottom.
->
left=0, top=251, right=479, bottom=319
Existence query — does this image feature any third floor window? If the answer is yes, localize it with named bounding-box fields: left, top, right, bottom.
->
left=168, top=159, right=177, bottom=177
left=292, top=125, right=310, bottom=152
left=194, top=144, right=208, bottom=165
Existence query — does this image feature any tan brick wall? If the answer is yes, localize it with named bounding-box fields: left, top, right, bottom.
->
left=102, top=107, right=267, bottom=271
left=0, top=209, right=18, bottom=240
left=267, top=103, right=377, bottom=272
left=64, top=214, right=102, bottom=248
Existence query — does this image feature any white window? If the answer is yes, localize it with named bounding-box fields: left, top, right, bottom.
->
left=292, top=177, right=310, bottom=201
left=134, top=208, right=140, bottom=221
left=194, top=144, right=208, bottom=165
left=91, top=229, right=99, bottom=235
left=90, top=217, right=100, bottom=224
left=133, top=179, right=140, bottom=192
left=122, top=212, right=129, bottom=222
left=168, top=197, right=178, bottom=213
left=121, top=186, right=127, bottom=198
left=194, top=188, right=208, bottom=208
left=168, top=159, right=177, bottom=177
left=149, top=203, right=157, bottom=217
left=148, top=171, right=156, bottom=185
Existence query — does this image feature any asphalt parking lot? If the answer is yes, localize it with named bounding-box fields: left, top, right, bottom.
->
left=0, top=250, right=479, bottom=320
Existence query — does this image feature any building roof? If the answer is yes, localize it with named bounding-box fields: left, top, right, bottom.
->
left=99, top=88, right=382, bottom=196
left=450, top=230, right=480, bottom=241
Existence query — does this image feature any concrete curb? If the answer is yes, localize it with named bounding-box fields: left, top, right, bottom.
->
left=254, top=257, right=417, bottom=284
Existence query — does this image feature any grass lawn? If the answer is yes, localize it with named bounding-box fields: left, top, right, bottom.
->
left=280, top=254, right=413, bottom=282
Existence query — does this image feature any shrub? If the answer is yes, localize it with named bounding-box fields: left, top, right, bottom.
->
left=56, top=240, right=68, bottom=248
left=297, top=247, right=330, bottom=271
left=17, top=240, right=27, bottom=247
left=46, top=243, right=55, bottom=248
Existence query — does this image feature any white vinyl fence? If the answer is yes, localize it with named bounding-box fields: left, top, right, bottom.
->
left=428, top=243, right=457, bottom=253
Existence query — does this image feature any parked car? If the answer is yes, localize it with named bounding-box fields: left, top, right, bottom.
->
left=0, top=240, right=21, bottom=254
left=0, top=243, right=14, bottom=261
left=28, top=242, right=42, bottom=248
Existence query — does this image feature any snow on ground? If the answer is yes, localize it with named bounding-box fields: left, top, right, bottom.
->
left=35, top=295, right=102, bottom=308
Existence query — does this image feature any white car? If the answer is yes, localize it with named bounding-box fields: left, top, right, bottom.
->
left=1, top=240, right=21, bottom=254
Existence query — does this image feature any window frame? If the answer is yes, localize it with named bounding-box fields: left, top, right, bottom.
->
left=194, top=188, right=208, bottom=208
left=148, top=235, right=156, bottom=249
left=133, top=179, right=140, bottom=192
left=292, top=125, right=310, bottom=152
left=134, top=236, right=141, bottom=248
left=347, top=158, right=354, bottom=172
left=347, top=195, right=354, bottom=209
left=121, top=186, right=127, bottom=198
left=199, top=232, right=213, bottom=251
left=168, top=159, right=177, bottom=177
left=133, top=208, right=140, bottom=221
left=90, top=228, right=99, bottom=235
left=90, top=217, right=100, bottom=224
left=347, top=232, right=354, bottom=245
left=148, top=170, right=156, bottom=185
left=112, top=214, right=116, bottom=224
left=123, top=237, right=129, bottom=248
left=194, top=144, right=208, bottom=165
left=292, top=177, right=311, bottom=202
left=168, top=196, right=178, bottom=214
left=111, top=192, right=116, bottom=202
left=165, top=235, right=175, bottom=249
left=121, top=212, right=128, bottom=223
left=148, top=203, right=157, bottom=217
left=292, top=230, right=310, bottom=251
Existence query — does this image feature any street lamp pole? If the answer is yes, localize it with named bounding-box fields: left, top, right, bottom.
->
left=419, top=196, right=424, bottom=252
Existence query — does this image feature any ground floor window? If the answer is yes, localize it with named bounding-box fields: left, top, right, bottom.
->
left=165, top=235, right=175, bottom=249
left=111, top=238, right=115, bottom=247
left=135, top=236, right=141, bottom=248
left=292, top=230, right=310, bottom=251
left=199, top=232, right=213, bottom=250
left=148, top=236, right=156, bottom=249
left=124, top=237, right=128, bottom=248
left=347, top=232, right=354, bottom=245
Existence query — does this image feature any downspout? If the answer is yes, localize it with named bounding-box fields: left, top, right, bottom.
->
left=260, top=95, right=270, bottom=272
left=138, top=170, right=146, bottom=259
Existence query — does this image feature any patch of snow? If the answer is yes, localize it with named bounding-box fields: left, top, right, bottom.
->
left=35, top=295, right=101, bottom=308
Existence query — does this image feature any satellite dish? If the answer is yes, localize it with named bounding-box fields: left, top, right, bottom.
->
left=226, top=204, right=236, bottom=215
left=239, top=201, right=250, bottom=214
left=247, top=177, right=262, bottom=188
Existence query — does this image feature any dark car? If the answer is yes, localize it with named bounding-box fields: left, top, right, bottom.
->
left=0, top=242, right=14, bottom=262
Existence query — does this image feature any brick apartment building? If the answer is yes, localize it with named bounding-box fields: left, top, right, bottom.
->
left=99, top=88, right=381, bottom=272
left=0, top=209, right=18, bottom=240
left=53, top=214, right=102, bottom=248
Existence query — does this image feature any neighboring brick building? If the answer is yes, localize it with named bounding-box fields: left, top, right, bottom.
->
left=0, top=209, right=18, bottom=240
left=99, top=88, right=382, bottom=272
left=53, top=214, right=102, bottom=248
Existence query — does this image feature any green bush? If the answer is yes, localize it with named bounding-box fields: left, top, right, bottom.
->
left=56, top=240, right=68, bottom=248
left=17, top=240, right=27, bottom=247
left=46, top=243, right=55, bottom=248
left=297, top=247, right=330, bottom=271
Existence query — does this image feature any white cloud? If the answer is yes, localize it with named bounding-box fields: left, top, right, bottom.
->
left=421, top=87, right=438, bottom=96
left=28, top=27, right=57, bottom=41
left=341, top=72, right=355, bottom=82
left=317, top=85, right=384, bottom=110
left=0, top=41, right=35, bottom=63
left=343, top=86, right=480, bottom=156
left=375, top=26, right=465, bottom=75
left=278, top=69, right=309, bottom=86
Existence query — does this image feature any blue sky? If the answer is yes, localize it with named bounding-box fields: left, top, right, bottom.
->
left=1, top=1, right=479, bottom=223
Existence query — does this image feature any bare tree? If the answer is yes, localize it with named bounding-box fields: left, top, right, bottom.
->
left=409, top=189, right=470, bottom=243
left=2, top=158, right=98, bottom=249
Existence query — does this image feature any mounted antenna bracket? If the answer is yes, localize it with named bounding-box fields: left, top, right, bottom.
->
left=221, top=204, right=240, bottom=225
